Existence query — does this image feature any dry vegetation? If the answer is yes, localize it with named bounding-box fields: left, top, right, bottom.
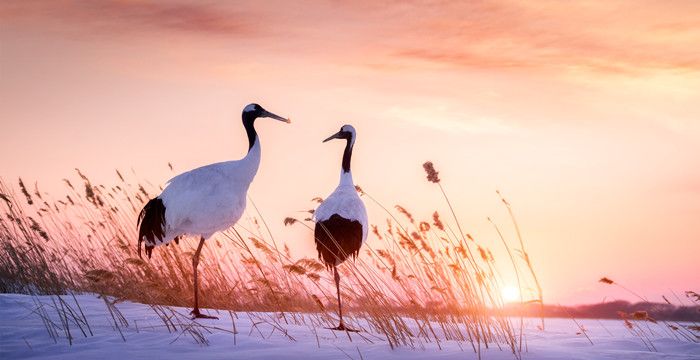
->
left=597, top=277, right=700, bottom=348
left=0, top=162, right=552, bottom=358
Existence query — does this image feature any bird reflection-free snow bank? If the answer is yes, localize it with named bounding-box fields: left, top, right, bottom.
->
left=1, top=294, right=698, bottom=360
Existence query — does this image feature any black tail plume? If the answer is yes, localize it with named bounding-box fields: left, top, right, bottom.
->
left=137, top=197, right=166, bottom=259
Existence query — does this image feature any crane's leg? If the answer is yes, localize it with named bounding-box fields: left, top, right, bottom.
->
left=329, top=265, right=358, bottom=332
left=191, top=237, right=218, bottom=319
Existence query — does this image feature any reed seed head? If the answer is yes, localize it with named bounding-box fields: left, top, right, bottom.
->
left=599, top=277, right=614, bottom=285
left=432, top=211, right=444, bottom=231
left=423, top=161, right=440, bottom=183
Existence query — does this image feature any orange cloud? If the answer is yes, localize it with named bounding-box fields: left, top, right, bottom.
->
left=383, top=1, right=700, bottom=74
left=3, top=1, right=699, bottom=74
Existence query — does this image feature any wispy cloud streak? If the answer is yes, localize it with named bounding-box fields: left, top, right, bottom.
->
left=3, top=1, right=700, bottom=74
left=1, top=0, right=255, bottom=36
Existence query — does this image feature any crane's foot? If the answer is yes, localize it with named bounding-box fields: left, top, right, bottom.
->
left=326, top=323, right=360, bottom=332
left=190, top=309, right=218, bottom=320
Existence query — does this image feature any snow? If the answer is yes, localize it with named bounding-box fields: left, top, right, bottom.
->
left=1, top=294, right=698, bottom=360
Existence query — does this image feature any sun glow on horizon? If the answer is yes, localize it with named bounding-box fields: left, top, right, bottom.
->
left=501, top=285, right=520, bottom=303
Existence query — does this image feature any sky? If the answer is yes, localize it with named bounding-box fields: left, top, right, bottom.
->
left=1, top=0, right=699, bottom=305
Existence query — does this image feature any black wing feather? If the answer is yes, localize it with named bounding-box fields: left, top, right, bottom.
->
left=137, top=197, right=166, bottom=259
left=314, top=214, right=363, bottom=269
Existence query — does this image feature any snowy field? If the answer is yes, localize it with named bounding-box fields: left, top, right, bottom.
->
left=1, top=294, right=698, bottom=360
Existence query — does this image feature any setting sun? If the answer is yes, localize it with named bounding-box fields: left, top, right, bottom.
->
left=501, top=285, right=520, bottom=303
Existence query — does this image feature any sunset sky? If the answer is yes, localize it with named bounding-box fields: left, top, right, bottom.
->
left=1, top=1, right=699, bottom=305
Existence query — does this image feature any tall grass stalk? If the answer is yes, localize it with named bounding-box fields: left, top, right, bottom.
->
left=0, top=164, right=540, bottom=358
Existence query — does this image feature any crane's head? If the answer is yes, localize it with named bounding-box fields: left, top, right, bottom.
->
left=323, top=124, right=356, bottom=144
left=243, top=103, right=290, bottom=123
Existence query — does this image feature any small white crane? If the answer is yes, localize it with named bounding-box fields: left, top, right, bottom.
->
left=137, top=103, right=290, bottom=319
left=314, top=124, right=368, bottom=331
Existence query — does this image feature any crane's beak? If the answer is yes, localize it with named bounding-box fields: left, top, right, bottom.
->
left=323, top=131, right=343, bottom=143
left=262, top=110, right=291, bottom=123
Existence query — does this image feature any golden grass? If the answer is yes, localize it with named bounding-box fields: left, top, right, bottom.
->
left=599, top=276, right=699, bottom=347
left=0, top=163, right=545, bottom=358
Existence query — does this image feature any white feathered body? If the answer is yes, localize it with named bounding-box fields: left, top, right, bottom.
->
left=315, top=173, right=368, bottom=242
left=158, top=139, right=260, bottom=243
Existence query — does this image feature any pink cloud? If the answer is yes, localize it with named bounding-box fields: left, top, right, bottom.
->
left=383, top=1, right=700, bottom=74
left=1, top=0, right=256, bottom=36
left=3, top=0, right=700, bottom=74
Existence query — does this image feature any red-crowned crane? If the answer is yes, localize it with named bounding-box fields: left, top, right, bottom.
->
left=314, top=125, right=368, bottom=331
left=137, top=103, right=290, bottom=319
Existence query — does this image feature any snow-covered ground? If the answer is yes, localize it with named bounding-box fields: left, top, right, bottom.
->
left=1, top=294, right=698, bottom=359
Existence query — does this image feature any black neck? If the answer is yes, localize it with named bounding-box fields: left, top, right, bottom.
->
left=342, top=138, right=353, bottom=173
left=242, top=113, right=257, bottom=151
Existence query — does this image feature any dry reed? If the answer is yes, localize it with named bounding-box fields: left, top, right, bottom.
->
left=0, top=163, right=543, bottom=358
